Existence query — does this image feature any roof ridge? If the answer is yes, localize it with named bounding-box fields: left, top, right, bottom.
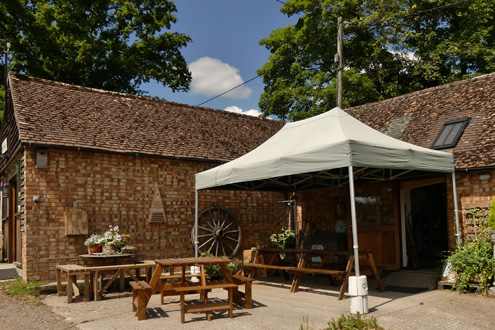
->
left=8, top=72, right=271, bottom=122
left=347, top=72, right=495, bottom=112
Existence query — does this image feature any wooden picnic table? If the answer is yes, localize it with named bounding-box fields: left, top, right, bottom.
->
left=245, top=248, right=384, bottom=299
left=56, top=261, right=155, bottom=303
left=132, top=256, right=246, bottom=322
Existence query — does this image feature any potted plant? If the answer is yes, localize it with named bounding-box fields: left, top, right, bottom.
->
left=84, top=234, right=104, bottom=254
left=269, top=227, right=297, bottom=262
left=102, top=225, right=130, bottom=254
left=269, top=227, right=296, bottom=249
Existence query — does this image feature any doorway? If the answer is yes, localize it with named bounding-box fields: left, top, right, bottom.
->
left=407, top=183, right=448, bottom=270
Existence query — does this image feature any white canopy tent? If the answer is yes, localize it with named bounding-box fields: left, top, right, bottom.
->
left=194, top=107, right=460, bottom=300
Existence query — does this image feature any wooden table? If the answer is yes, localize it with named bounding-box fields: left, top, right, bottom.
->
left=246, top=248, right=384, bottom=300
left=134, top=257, right=241, bottom=322
left=86, top=260, right=155, bottom=301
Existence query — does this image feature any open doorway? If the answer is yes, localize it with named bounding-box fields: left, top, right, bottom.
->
left=406, top=183, right=448, bottom=270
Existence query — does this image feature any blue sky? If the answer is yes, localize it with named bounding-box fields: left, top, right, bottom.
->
left=140, top=0, right=299, bottom=117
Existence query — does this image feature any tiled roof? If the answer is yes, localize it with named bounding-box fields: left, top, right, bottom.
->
left=8, top=72, right=284, bottom=162
left=346, top=73, right=495, bottom=170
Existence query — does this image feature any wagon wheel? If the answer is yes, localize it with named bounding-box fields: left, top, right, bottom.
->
left=192, top=206, right=242, bottom=258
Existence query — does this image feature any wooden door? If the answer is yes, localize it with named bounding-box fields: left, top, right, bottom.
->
left=7, top=179, right=19, bottom=263
left=351, top=182, right=401, bottom=270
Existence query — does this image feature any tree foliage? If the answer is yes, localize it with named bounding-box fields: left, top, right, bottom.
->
left=258, top=0, right=495, bottom=121
left=0, top=0, right=191, bottom=95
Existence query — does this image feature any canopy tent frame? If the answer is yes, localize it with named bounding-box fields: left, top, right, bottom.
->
left=193, top=107, right=461, bottom=309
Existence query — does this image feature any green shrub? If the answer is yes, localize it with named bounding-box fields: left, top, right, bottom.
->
left=326, top=312, right=383, bottom=330
left=445, top=232, right=495, bottom=295
left=200, top=251, right=241, bottom=279
left=270, top=227, right=296, bottom=249
left=487, top=198, right=495, bottom=230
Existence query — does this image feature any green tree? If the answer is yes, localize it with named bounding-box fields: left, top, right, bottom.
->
left=258, top=0, right=495, bottom=121
left=0, top=0, right=191, bottom=95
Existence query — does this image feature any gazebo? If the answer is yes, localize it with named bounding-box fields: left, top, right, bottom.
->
left=194, top=107, right=459, bottom=311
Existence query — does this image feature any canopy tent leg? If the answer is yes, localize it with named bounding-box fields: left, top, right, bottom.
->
left=194, top=189, right=199, bottom=257
left=348, top=166, right=360, bottom=278
left=451, top=171, right=461, bottom=246
left=294, top=192, right=299, bottom=246
left=348, top=165, right=367, bottom=314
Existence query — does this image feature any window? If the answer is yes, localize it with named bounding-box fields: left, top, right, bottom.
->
left=431, top=117, right=470, bottom=150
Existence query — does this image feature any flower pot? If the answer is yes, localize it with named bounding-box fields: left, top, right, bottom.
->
left=103, top=245, right=117, bottom=255
left=88, top=245, right=102, bottom=255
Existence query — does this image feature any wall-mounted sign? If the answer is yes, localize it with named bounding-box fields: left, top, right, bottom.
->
left=149, top=181, right=166, bottom=223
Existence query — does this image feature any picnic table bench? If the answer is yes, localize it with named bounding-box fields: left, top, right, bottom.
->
left=132, top=257, right=245, bottom=322
left=86, top=260, right=155, bottom=301
left=174, top=280, right=237, bottom=323
left=55, top=260, right=155, bottom=303
left=246, top=248, right=384, bottom=299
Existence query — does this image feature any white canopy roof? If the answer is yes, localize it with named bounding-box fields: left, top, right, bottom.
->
left=196, top=107, right=454, bottom=191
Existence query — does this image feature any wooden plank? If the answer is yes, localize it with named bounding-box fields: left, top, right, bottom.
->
left=184, top=301, right=231, bottom=313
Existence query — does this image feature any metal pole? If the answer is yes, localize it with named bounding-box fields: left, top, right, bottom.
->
left=194, top=189, right=199, bottom=257
left=336, top=16, right=343, bottom=109
left=451, top=171, right=461, bottom=246
left=294, top=193, right=298, bottom=247
left=348, top=165, right=360, bottom=277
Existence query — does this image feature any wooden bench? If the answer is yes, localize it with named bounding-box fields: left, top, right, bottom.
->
left=86, top=261, right=155, bottom=301
left=130, top=280, right=152, bottom=321
left=159, top=272, right=198, bottom=304
left=56, top=264, right=91, bottom=303
left=245, top=262, right=346, bottom=293
left=174, top=281, right=238, bottom=323
left=231, top=273, right=254, bottom=309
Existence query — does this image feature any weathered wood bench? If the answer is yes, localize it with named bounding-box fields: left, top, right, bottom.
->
left=56, top=264, right=91, bottom=303
left=245, top=262, right=346, bottom=293
left=86, top=260, right=155, bottom=301
left=130, top=280, right=152, bottom=321
left=174, top=280, right=238, bottom=323
left=231, top=273, right=254, bottom=309
left=159, top=272, right=198, bottom=304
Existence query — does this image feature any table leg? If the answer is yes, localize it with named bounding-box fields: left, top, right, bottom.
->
left=339, top=255, right=354, bottom=300
left=56, top=269, right=64, bottom=296
left=180, top=292, right=186, bottom=324
left=290, top=273, right=303, bottom=293
left=120, top=271, right=125, bottom=291
left=368, top=253, right=385, bottom=292
left=228, top=287, right=233, bottom=318
left=67, top=275, right=74, bottom=303
left=83, top=273, right=90, bottom=302
left=204, top=289, right=210, bottom=321
left=94, top=270, right=100, bottom=301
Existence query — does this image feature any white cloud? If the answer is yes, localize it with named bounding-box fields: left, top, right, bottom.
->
left=189, top=57, right=252, bottom=99
left=225, top=105, right=260, bottom=117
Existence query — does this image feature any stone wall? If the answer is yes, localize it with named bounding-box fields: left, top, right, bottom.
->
left=22, top=147, right=286, bottom=282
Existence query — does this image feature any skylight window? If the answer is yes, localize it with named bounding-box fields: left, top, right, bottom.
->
left=431, top=117, right=470, bottom=150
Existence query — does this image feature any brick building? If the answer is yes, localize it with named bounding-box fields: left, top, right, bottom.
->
left=2, top=71, right=495, bottom=282
left=0, top=73, right=287, bottom=282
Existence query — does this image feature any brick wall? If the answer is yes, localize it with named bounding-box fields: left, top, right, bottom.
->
left=446, top=169, right=495, bottom=247
left=22, top=147, right=286, bottom=282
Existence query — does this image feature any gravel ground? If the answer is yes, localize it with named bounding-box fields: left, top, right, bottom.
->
left=0, top=292, right=77, bottom=330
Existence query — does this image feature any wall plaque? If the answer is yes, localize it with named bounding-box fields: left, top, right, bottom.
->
left=149, top=181, right=166, bottom=223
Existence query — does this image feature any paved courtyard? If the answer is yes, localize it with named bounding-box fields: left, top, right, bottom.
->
left=42, top=271, right=495, bottom=330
